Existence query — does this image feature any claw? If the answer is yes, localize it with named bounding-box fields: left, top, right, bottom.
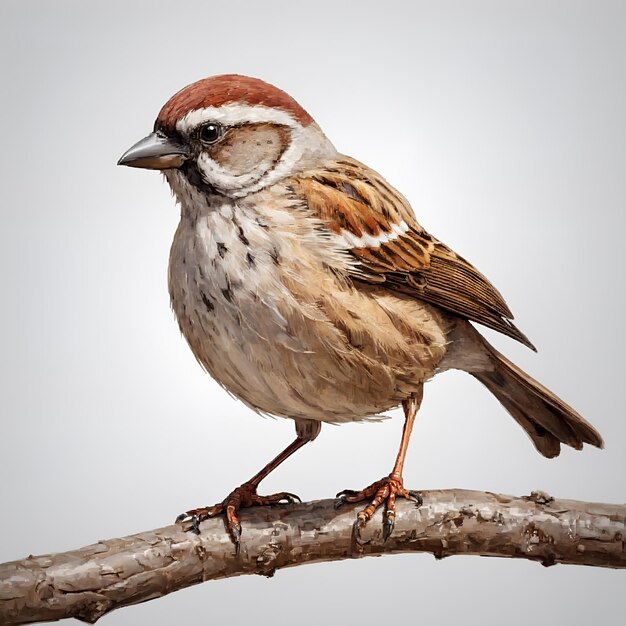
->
left=336, top=489, right=359, bottom=498
left=175, top=512, right=187, bottom=523
left=231, top=524, right=242, bottom=556
left=334, top=495, right=347, bottom=510
left=352, top=517, right=364, bottom=545
left=284, top=493, right=301, bottom=504
left=352, top=516, right=371, bottom=547
left=383, top=511, right=395, bottom=542
left=408, top=491, right=423, bottom=507
left=190, top=514, right=201, bottom=535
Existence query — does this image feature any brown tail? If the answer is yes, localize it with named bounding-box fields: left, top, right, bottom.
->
left=473, top=343, right=604, bottom=458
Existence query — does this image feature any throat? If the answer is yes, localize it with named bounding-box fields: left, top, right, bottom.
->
left=179, top=160, right=215, bottom=196
left=164, top=169, right=225, bottom=220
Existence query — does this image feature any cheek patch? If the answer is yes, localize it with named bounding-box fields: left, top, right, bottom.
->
left=209, top=124, right=290, bottom=175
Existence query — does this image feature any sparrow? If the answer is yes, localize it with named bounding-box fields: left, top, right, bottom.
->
left=118, top=74, right=603, bottom=551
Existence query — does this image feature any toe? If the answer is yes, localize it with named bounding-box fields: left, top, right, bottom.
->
left=345, top=477, right=417, bottom=545
left=175, top=506, right=216, bottom=531
left=270, top=491, right=301, bottom=504
left=249, top=491, right=302, bottom=506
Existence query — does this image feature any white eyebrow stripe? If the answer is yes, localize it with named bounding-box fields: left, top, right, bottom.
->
left=334, top=220, right=411, bottom=249
left=176, top=103, right=300, bottom=134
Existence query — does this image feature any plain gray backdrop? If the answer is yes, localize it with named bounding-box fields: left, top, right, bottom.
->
left=1, top=1, right=624, bottom=624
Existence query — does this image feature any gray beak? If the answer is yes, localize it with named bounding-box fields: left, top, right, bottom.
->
left=117, top=132, right=188, bottom=170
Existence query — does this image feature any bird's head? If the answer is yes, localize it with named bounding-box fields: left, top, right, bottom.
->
left=118, top=74, right=335, bottom=198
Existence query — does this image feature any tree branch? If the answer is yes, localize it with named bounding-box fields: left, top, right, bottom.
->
left=1, top=489, right=624, bottom=624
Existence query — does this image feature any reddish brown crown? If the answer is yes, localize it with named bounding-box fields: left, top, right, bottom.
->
left=156, top=74, right=314, bottom=131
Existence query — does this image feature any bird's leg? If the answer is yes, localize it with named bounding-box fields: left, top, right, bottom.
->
left=336, top=387, right=423, bottom=544
left=176, top=419, right=320, bottom=554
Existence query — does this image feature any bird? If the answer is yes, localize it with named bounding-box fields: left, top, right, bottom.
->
left=118, top=74, right=603, bottom=551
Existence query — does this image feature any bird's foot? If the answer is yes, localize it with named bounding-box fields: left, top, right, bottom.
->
left=335, top=476, right=422, bottom=544
left=175, top=483, right=301, bottom=554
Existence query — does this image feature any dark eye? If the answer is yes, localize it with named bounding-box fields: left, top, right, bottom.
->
left=199, top=123, right=222, bottom=144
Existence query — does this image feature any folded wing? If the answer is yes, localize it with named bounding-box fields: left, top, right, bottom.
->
left=288, top=157, right=535, bottom=350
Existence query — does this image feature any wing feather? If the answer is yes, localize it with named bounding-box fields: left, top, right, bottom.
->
left=287, top=157, right=536, bottom=350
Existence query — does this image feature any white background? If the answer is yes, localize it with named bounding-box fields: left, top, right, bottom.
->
left=1, top=1, right=624, bottom=624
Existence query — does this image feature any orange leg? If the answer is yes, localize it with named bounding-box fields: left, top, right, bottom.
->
left=177, top=420, right=320, bottom=554
left=336, top=388, right=424, bottom=543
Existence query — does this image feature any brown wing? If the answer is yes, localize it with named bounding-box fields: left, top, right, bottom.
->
left=288, top=157, right=536, bottom=351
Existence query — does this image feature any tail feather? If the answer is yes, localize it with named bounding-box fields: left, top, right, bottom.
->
left=473, top=343, right=604, bottom=458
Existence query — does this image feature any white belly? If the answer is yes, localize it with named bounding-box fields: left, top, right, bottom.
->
left=168, top=199, right=298, bottom=403
left=166, top=177, right=448, bottom=423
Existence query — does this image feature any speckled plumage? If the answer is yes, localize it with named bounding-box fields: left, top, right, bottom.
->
left=166, top=168, right=450, bottom=424
left=120, top=74, right=603, bottom=547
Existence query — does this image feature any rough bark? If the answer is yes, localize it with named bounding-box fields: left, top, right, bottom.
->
left=1, top=489, right=624, bottom=624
